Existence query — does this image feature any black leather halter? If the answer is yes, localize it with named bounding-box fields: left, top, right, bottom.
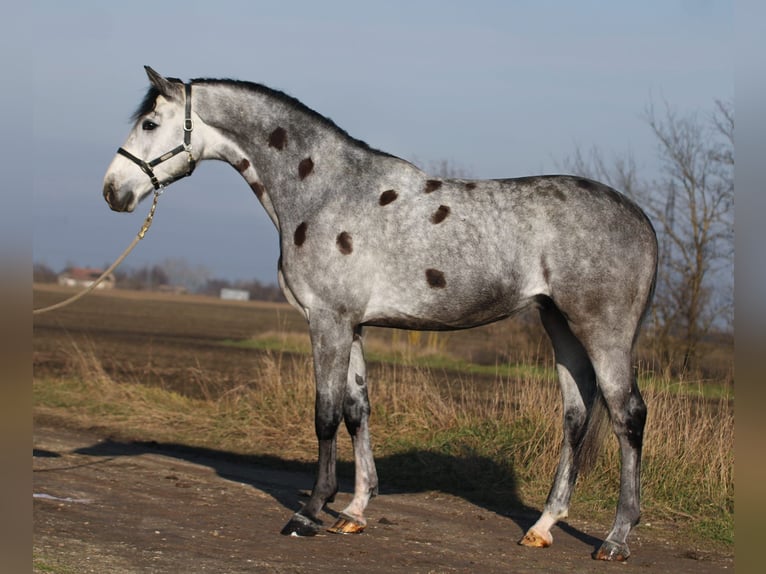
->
left=117, top=83, right=196, bottom=190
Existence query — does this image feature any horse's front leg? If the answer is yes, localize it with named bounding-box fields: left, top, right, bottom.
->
left=328, top=327, right=379, bottom=534
left=281, top=311, right=354, bottom=537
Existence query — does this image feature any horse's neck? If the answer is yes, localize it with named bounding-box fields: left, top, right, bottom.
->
left=196, top=83, right=413, bottom=228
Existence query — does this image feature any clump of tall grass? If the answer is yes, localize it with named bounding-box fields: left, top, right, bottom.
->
left=639, top=382, right=733, bottom=541
left=34, top=341, right=732, bottom=545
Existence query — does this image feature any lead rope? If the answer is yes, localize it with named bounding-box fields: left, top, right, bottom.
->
left=33, top=190, right=163, bottom=315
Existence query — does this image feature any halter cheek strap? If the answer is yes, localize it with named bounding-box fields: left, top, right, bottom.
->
left=117, top=82, right=196, bottom=190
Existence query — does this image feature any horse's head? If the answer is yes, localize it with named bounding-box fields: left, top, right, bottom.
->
left=103, top=67, right=197, bottom=212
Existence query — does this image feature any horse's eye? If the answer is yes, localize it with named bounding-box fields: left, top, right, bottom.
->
left=142, top=120, right=158, bottom=131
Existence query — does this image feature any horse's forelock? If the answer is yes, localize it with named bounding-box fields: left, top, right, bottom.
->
left=131, top=86, right=161, bottom=122
left=130, top=77, right=184, bottom=122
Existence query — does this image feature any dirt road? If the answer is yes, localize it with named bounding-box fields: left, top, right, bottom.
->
left=33, top=423, right=732, bottom=574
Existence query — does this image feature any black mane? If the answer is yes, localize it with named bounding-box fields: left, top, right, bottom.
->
left=132, top=76, right=394, bottom=158
left=194, top=78, right=395, bottom=157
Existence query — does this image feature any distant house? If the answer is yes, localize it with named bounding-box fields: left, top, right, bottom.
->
left=220, top=288, right=250, bottom=301
left=58, top=267, right=115, bottom=290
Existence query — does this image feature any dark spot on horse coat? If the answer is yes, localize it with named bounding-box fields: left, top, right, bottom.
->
left=576, top=178, right=595, bottom=190
left=379, top=189, right=398, bottom=205
left=235, top=158, right=250, bottom=173
left=424, top=180, right=442, bottom=193
left=251, top=181, right=265, bottom=199
left=294, top=222, right=308, bottom=246
left=425, top=268, right=446, bottom=288
left=430, top=205, right=450, bottom=224
left=299, top=157, right=314, bottom=180
left=465, top=182, right=477, bottom=190
left=268, top=127, right=288, bottom=150
left=337, top=231, right=353, bottom=254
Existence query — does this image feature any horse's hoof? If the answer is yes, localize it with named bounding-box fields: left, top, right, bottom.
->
left=593, top=540, right=630, bottom=561
left=327, top=514, right=366, bottom=534
left=518, top=529, right=552, bottom=548
left=280, top=514, right=321, bottom=537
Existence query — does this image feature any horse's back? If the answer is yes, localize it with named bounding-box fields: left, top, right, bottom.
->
left=357, top=174, right=657, bottom=333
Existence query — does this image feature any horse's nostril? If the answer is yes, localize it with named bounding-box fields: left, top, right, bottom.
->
left=103, top=183, right=130, bottom=211
left=103, top=183, right=115, bottom=202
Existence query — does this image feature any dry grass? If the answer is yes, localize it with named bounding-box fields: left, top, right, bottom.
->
left=34, top=338, right=733, bottom=546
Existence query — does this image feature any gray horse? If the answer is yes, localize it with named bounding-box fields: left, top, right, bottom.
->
left=103, top=67, right=657, bottom=562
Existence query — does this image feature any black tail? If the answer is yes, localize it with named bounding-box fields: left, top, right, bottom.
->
left=578, top=388, right=610, bottom=475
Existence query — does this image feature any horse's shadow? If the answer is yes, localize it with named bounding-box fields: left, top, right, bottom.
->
left=70, top=438, right=601, bottom=550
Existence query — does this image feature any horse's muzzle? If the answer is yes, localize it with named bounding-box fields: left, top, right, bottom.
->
left=103, top=183, right=132, bottom=212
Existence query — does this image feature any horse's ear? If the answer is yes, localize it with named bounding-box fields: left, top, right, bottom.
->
left=144, top=66, right=182, bottom=100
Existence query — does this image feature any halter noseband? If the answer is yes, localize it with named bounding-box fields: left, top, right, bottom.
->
left=117, top=83, right=196, bottom=190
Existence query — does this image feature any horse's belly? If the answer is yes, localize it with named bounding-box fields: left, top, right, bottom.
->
left=362, top=311, right=513, bottom=332
left=362, top=281, right=534, bottom=331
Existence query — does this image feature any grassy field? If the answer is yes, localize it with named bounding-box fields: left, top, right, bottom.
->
left=33, top=284, right=734, bottom=547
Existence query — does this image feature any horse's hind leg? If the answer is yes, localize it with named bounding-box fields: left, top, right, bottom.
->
left=281, top=310, right=354, bottom=537
left=520, top=299, right=599, bottom=548
left=588, top=346, right=646, bottom=561
left=328, top=327, right=379, bottom=534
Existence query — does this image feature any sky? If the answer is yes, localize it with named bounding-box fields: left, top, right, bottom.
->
left=25, top=0, right=733, bottom=285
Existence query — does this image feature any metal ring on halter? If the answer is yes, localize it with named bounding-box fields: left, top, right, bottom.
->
left=116, top=83, right=195, bottom=191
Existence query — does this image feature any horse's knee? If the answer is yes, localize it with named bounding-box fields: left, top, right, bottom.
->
left=315, top=401, right=343, bottom=441
left=343, top=396, right=369, bottom=437
left=343, top=376, right=370, bottom=437
left=564, top=406, right=587, bottom=445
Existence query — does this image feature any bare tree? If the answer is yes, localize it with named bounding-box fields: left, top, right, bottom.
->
left=112, top=263, right=169, bottom=290
left=428, top=158, right=472, bottom=179
left=160, top=257, right=212, bottom=293
left=408, top=156, right=473, bottom=179
left=562, top=99, right=734, bottom=371
left=643, top=100, right=733, bottom=369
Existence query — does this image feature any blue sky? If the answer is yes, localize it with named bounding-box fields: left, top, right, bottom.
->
left=27, top=0, right=733, bottom=284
